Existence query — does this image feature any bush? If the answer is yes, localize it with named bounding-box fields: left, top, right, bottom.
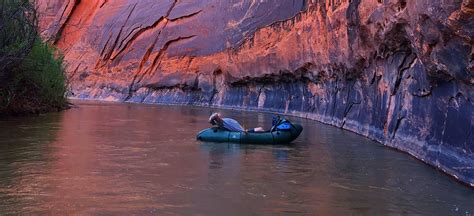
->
left=19, top=40, right=67, bottom=105
left=0, top=0, right=37, bottom=75
left=0, top=0, right=67, bottom=115
left=0, top=39, right=68, bottom=114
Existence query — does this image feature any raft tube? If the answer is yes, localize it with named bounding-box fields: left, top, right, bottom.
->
left=196, top=124, right=303, bottom=144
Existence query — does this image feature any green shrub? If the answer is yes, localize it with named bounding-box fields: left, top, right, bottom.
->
left=0, top=39, right=68, bottom=113
left=0, top=0, right=37, bottom=74
left=0, top=0, right=67, bottom=115
left=18, top=39, right=67, bottom=105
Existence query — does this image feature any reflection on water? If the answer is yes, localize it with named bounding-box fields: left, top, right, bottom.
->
left=0, top=101, right=473, bottom=215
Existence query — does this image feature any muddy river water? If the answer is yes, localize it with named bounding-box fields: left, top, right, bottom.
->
left=0, top=101, right=472, bottom=215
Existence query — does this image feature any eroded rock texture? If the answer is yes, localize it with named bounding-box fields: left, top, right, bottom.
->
left=38, top=0, right=473, bottom=185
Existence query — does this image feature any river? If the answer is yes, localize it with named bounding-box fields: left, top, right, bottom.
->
left=0, top=101, right=472, bottom=215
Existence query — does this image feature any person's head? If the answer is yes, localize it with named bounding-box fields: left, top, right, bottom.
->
left=209, top=113, right=222, bottom=124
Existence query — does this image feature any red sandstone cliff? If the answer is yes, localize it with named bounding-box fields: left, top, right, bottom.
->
left=38, top=0, right=473, bottom=186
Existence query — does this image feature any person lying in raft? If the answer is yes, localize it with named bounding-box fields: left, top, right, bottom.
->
left=209, top=113, right=265, bottom=133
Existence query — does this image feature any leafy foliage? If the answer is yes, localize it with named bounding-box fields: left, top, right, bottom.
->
left=0, top=0, right=68, bottom=115
left=0, top=0, right=38, bottom=75
left=19, top=40, right=67, bottom=104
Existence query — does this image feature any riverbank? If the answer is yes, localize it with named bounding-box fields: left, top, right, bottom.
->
left=0, top=100, right=68, bottom=118
left=0, top=1, right=68, bottom=118
left=0, top=40, right=68, bottom=117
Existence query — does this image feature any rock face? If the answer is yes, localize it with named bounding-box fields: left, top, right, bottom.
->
left=38, top=0, right=473, bottom=185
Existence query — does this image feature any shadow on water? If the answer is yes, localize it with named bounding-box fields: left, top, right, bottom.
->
left=0, top=101, right=472, bottom=215
left=0, top=112, right=64, bottom=214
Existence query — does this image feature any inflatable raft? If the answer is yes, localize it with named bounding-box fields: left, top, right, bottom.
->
left=196, top=123, right=303, bottom=144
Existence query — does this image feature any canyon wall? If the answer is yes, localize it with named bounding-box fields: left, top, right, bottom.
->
left=38, top=0, right=473, bottom=185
